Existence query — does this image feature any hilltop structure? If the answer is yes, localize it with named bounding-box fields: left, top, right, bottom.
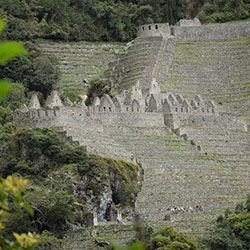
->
left=15, top=19, right=250, bottom=245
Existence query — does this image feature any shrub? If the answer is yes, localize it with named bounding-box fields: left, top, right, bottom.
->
left=199, top=195, right=250, bottom=250
left=0, top=42, right=59, bottom=99
left=34, top=231, right=62, bottom=250
left=86, top=77, right=111, bottom=105
left=60, top=91, right=82, bottom=104
left=0, top=106, right=13, bottom=126
left=150, top=226, right=198, bottom=250
left=0, top=82, right=27, bottom=110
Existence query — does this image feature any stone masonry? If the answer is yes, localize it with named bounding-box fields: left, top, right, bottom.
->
left=15, top=19, right=250, bottom=242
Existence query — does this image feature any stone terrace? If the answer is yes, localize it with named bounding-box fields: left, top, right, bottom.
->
left=158, top=37, right=250, bottom=123
left=61, top=114, right=250, bottom=237
left=28, top=21, right=250, bottom=248
left=39, top=41, right=125, bottom=93
left=105, top=36, right=163, bottom=93
left=63, top=223, right=136, bottom=249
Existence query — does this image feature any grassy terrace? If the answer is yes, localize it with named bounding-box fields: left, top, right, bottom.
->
left=40, top=41, right=126, bottom=92
left=63, top=114, right=250, bottom=238
left=176, top=37, right=250, bottom=44
left=160, top=36, right=250, bottom=121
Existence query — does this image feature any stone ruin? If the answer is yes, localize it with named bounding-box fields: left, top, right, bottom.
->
left=136, top=18, right=250, bottom=39
left=13, top=19, right=250, bottom=239
left=14, top=83, right=248, bottom=133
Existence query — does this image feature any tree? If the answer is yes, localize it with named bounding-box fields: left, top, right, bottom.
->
left=0, top=176, right=38, bottom=249
left=0, top=18, right=38, bottom=249
left=0, top=18, right=27, bottom=101
left=86, top=77, right=111, bottom=105
left=150, top=226, right=198, bottom=250
left=199, top=195, right=250, bottom=250
left=0, top=42, right=59, bottom=100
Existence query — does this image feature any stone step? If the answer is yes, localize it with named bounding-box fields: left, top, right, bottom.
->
left=136, top=197, right=246, bottom=216
left=137, top=183, right=250, bottom=201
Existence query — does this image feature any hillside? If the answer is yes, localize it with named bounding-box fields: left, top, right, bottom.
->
left=12, top=20, right=250, bottom=248
left=1, top=0, right=249, bottom=42
left=39, top=41, right=125, bottom=94
left=0, top=1, right=250, bottom=249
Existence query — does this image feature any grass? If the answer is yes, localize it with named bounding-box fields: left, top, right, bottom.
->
left=175, top=53, right=250, bottom=59
left=176, top=37, right=250, bottom=45
left=209, top=91, right=250, bottom=99
left=173, top=57, right=250, bottom=63
left=223, top=96, right=250, bottom=103
left=176, top=44, right=250, bottom=50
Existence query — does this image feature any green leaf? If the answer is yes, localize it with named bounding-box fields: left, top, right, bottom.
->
left=129, top=241, right=144, bottom=250
left=112, top=242, right=125, bottom=250
left=23, top=200, right=34, bottom=216
left=112, top=241, right=144, bottom=250
left=0, top=41, right=28, bottom=64
left=0, top=80, right=11, bottom=100
left=0, top=19, right=5, bottom=34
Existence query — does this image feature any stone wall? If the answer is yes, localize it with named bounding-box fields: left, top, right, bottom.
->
left=16, top=20, right=250, bottom=240
left=173, top=21, right=250, bottom=40
left=15, top=90, right=248, bottom=139
left=137, top=23, right=171, bottom=38
left=176, top=18, right=201, bottom=27
left=136, top=19, right=250, bottom=40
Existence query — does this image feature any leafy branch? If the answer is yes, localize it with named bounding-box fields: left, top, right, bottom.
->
left=0, top=18, right=28, bottom=100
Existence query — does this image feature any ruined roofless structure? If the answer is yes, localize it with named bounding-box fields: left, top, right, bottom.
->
left=15, top=19, right=250, bottom=241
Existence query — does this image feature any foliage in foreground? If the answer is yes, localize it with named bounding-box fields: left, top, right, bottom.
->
left=0, top=18, right=27, bottom=101
left=199, top=194, right=250, bottom=250
left=0, top=176, right=38, bottom=249
left=0, top=18, right=38, bottom=248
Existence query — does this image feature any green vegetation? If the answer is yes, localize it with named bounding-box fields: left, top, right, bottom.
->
left=0, top=16, right=139, bottom=247
left=0, top=41, right=59, bottom=100
left=195, top=0, right=250, bottom=23
left=0, top=176, right=39, bottom=249
left=199, top=195, right=250, bottom=250
left=109, top=219, right=198, bottom=250
left=0, top=0, right=249, bottom=42
left=60, top=91, right=82, bottom=104
left=0, top=19, right=39, bottom=249
left=0, top=127, right=139, bottom=241
left=86, top=77, right=112, bottom=105
left=150, top=226, right=198, bottom=250
left=0, top=18, right=27, bottom=101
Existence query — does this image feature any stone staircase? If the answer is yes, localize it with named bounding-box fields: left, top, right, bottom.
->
left=39, top=41, right=125, bottom=93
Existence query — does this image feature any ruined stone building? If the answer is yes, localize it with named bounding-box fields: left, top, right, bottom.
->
left=15, top=19, right=250, bottom=244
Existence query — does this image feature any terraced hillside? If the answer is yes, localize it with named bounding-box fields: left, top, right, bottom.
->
left=58, top=113, right=250, bottom=240
left=158, top=37, right=250, bottom=123
left=64, top=223, right=136, bottom=249
left=105, top=36, right=163, bottom=93
left=39, top=41, right=125, bottom=93
left=34, top=22, right=250, bottom=248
